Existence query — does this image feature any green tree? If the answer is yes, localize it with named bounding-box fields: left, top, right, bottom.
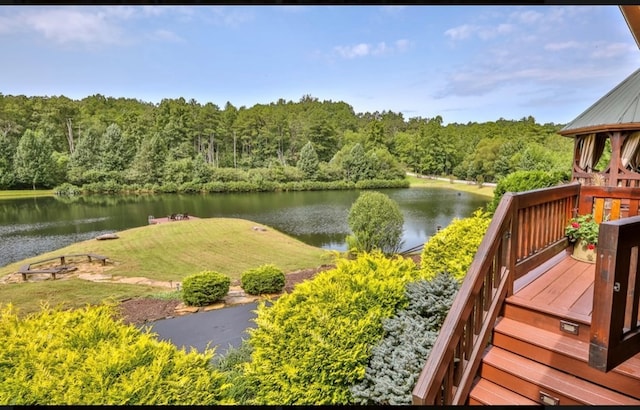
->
left=0, top=131, right=16, bottom=188
left=127, top=133, right=168, bottom=185
left=343, top=143, right=373, bottom=182
left=13, top=129, right=56, bottom=189
left=347, top=191, right=404, bottom=255
left=296, top=141, right=319, bottom=180
left=100, top=123, right=132, bottom=173
left=67, top=125, right=103, bottom=185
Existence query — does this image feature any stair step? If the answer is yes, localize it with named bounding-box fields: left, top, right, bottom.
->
left=503, top=301, right=590, bottom=342
left=468, top=378, right=539, bottom=406
left=481, top=347, right=640, bottom=405
left=493, top=317, right=640, bottom=399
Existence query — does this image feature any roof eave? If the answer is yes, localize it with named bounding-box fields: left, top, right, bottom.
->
left=621, top=5, right=640, bottom=51
left=558, top=122, right=640, bottom=137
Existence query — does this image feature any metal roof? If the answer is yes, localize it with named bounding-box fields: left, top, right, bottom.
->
left=559, top=67, right=640, bottom=136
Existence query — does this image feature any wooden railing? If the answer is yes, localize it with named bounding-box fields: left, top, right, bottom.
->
left=412, top=183, right=579, bottom=405
left=589, top=215, right=640, bottom=372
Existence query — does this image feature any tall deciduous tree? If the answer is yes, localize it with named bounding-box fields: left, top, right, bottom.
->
left=14, top=129, right=56, bottom=189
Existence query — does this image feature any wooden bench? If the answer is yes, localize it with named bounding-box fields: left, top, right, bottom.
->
left=58, top=253, right=108, bottom=266
left=18, top=264, right=78, bottom=281
left=17, top=253, right=108, bottom=281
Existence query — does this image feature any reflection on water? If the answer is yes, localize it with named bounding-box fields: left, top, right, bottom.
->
left=0, top=188, right=488, bottom=267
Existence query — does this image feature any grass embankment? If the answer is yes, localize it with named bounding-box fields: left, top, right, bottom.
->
left=0, top=218, right=331, bottom=315
left=0, top=189, right=54, bottom=200
left=407, top=175, right=494, bottom=198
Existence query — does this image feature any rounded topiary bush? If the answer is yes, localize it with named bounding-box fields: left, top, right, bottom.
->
left=241, top=264, right=285, bottom=295
left=182, top=271, right=231, bottom=306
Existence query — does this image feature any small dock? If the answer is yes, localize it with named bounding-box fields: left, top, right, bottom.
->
left=148, top=214, right=200, bottom=225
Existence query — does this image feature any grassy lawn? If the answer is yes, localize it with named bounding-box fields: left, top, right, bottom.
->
left=0, top=189, right=54, bottom=200
left=0, top=279, right=164, bottom=317
left=0, top=218, right=331, bottom=282
left=407, top=175, right=495, bottom=198
left=0, top=217, right=332, bottom=315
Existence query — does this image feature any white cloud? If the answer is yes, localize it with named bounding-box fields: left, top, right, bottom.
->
left=0, top=15, right=17, bottom=34
left=510, top=9, right=544, bottom=25
left=209, top=7, right=254, bottom=27
left=21, top=8, right=125, bottom=46
left=395, top=39, right=410, bottom=52
left=333, top=39, right=410, bottom=59
left=445, top=24, right=475, bottom=41
left=590, top=41, right=637, bottom=59
left=545, top=40, right=582, bottom=51
left=446, top=22, right=514, bottom=42
left=149, top=29, right=183, bottom=43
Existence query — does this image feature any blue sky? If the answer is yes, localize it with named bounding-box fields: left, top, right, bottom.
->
left=1, top=5, right=639, bottom=125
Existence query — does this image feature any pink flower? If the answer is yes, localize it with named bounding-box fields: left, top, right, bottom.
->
left=587, top=243, right=595, bottom=250
left=571, top=222, right=580, bottom=228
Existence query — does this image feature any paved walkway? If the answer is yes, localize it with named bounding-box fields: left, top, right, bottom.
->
left=148, top=301, right=259, bottom=357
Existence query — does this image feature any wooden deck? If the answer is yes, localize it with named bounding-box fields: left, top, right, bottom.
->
left=510, top=252, right=594, bottom=325
left=148, top=215, right=200, bottom=224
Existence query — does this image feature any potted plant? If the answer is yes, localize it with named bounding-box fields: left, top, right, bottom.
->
left=565, top=214, right=599, bottom=263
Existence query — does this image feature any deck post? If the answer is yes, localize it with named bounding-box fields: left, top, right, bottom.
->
left=589, top=215, right=640, bottom=372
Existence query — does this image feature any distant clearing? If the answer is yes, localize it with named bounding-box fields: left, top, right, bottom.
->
left=407, top=175, right=494, bottom=198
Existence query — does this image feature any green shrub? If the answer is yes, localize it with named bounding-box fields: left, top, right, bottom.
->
left=488, top=170, right=569, bottom=212
left=245, top=252, right=424, bottom=405
left=53, top=182, right=82, bottom=196
left=347, top=191, right=404, bottom=255
left=213, top=340, right=258, bottom=404
left=241, top=264, right=285, bottom=295
left=420, top=209, right=491, bottom=282
left=0, top=304, right=231, bottom=405
left=351, top=272, right=460, bottom=404
left=182, top=271, right=230, bottom=306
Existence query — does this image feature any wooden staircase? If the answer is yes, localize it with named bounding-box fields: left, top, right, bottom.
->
left=468, top=295, right=640, bottom=405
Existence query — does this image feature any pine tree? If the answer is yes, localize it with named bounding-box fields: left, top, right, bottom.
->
left=296, top=141, right=319, bottom=180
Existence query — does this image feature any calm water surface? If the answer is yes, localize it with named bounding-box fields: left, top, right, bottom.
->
left=0, top=188, right=488, bottom=267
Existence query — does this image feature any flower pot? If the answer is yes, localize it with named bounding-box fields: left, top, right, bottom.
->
left=571, top=239, right=596, bottom=263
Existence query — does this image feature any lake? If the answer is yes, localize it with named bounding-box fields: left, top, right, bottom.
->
left=0, top=188, right=489, bottom=267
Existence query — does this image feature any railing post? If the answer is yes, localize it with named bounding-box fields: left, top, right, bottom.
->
left=589, top=215, right=640, bottom=372
left=506, top=193, right=518, bottom=297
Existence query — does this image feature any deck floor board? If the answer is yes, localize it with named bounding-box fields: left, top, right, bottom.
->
left=512, top=253, right=595, bottom=322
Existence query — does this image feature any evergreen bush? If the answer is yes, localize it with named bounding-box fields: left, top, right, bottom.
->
left=245, top=252, right=423, bottom=405
left=420, top=209, right=491, bottom=282
left=53, top=182, right=82, bottom=196
left=488, top=170, right=569, bottom=212
left=351, top=272, right=460, bottom=404
left=182, top=271, right=231, bottom=306
left=347, top=191, right=404, bottom=255
left=241, top=264, right=286, bottom=295
left=0, top=304, right=231, bottom=405
left=213, top=340, right=258, bottom=404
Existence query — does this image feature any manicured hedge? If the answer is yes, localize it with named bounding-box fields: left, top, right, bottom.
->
left=241, top=264, right=286, bottom=295
left=182, top=271, right=230, bottom=306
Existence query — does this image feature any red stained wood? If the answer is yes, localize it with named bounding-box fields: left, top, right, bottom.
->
left=481, top=347, right=640, bottom=405
left=468, top=378, right=538, bottom=405
left=493, top=318, right=640, bottom=400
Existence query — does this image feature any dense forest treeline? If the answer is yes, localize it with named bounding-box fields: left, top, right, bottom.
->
left=0, top=93, right=574, bottom=192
